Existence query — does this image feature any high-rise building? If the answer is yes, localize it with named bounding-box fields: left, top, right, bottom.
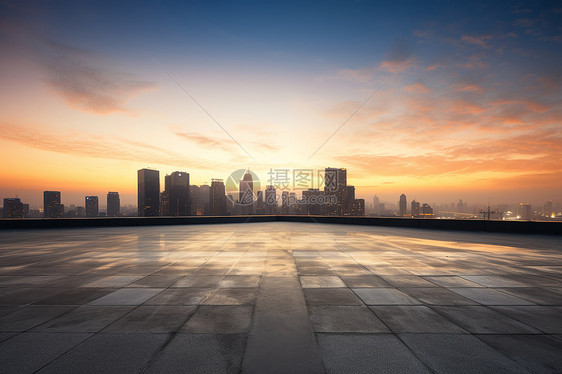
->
left=411, top=200, right=421, bottom=217
left=399, top=194, right=407, bottom=216
left=210, top=179, right=226, bottom=216
left=169, top=171, right=190, bottom=216
left=324, top=167, right=347, bottom=216
left=3, top=198, right=24, bottom=218
left=85, top=196, right=99, bottom=217
left=265, top=185, right=277, bottom=215
left=43, top=191, right=63, bottom=218
left=544, top=201, right=553, bottom=218
left=281, top=191, right=289, bottom=215
left=239, top=169, right=254, bottom=215
left=191, top=185, right=210, bottom=215
left=345, top=186, right=355, bottom=215
left=138, top=169, right=160, bottom=217
left=421, top=203, right=434, bottom=218
left=107, top=192, right=120, bottom=217
left=160, top=175, right=171, bottom=216
left=519, top=203, right=532, bottom=220
left=302, top=188, right=324, bottom=215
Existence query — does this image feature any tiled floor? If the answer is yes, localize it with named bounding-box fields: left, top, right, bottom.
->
left=0, top=222, right=561, bottom=373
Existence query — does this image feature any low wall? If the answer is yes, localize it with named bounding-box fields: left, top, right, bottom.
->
left=0, top=215, right=560, bottom=235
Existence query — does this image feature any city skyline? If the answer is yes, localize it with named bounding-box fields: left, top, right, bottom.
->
left=1, top=1, right=561, bottom=208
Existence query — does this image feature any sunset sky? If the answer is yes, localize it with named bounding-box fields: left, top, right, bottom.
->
left=1, top=0, right=561, bottom=208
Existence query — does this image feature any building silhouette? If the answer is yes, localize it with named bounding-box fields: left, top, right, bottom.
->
left=421, top=203, right=434, bottom=218
left=302, top=188, right=324, bottom=215
left=324, top=168, right=347, bottom=216
left=43, top=191, right=63, bottom=218
left=519, top=203, right=532, bottom=220
left=3, top=198, right=24, bottom=218
left=107, top=192, right=120, bottom=217
left=411, top=200, right=421, bottom=217
left=239, top=169, right=254, bottom=215
left=210, top=179, right=226, bottom=216
left=399, top=194, right=407, bottom=216
left=85, top=196, right=99, bottom=217
left=265, top=185, right=277, bottom=215
left=169, top=171, right=190, bottom=216
left=191, top=185, right=209, bottom=215
left=138, top=169, right=160, bottom=217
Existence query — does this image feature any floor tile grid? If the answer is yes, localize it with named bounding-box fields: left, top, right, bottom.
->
left=24, top=224, right=251, bottom=373
left=136, top=224, right=261, bottom=372
left=299, top=224, right=439, bottom=373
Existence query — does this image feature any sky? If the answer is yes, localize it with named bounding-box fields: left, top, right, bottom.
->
left=0, top=0, right=561, bottom=208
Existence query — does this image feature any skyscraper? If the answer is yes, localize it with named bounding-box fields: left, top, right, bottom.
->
left=85, top=196, right=99, bottom=217
left=210, top=179, right=226, bottom=216
left=265, top=185, right=277, bottom=215
left=411, top=200, right=421, bottom=217
left=107, top=192, right=120, bottom=217
left=324, top=167, right=347, bottom=216
left=239, top=169, right=254, bottom=215
left=43, top=191, right=63, bottom=218
left=345, top=185, right=355, bottom=215
left=169, top=171, right=190, bottom=216
left=3, top=198, right=24, bottom=218
left=138, top=169, right=160, bottom=217
left=399, top=194, right=407, bottom=216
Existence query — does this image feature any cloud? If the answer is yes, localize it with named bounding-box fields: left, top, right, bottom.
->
left=174, top=130, right=279, bottom=153
left=0, top=123, right=218, bottom=169
left=403, top=82, right=430, bottom=93
left=460, top=35, right=493, bottom=48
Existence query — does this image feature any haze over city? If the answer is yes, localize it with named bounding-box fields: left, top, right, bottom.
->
left=1, top=0, right=561, bottom=207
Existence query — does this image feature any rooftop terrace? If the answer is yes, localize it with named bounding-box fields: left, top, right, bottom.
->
left=0, top=222, right=561, bottom=373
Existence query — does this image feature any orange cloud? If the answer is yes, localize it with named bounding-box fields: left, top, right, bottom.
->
left=460, top=35, right=493, bottom=48
left=403, top=82, right=431, bottom=93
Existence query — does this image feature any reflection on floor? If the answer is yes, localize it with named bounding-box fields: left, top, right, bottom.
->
left=0, top=222, right=561, bottom=373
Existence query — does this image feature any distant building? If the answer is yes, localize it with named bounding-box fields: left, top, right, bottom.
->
left=281, top=191, right=289, bottom=215
left=265, top=185, right=277, bottom=215
left=160, top=175, right=171, bottom=216
left=302, top=188, right=324, bottom=215
left=543, top=201, right=553, bottom=218
left=519, top=203, right=532, bottom=220
left=191, top=185, right=210, bottom=215
left=85, top=196, right=99, bottom=217
left=239, top=170, right=254, bottom=215
left=43, top=191, right=63, bottom=218
left=138, top=169, right=160, bottom=217
left=210, top=179, right=226, bottom=216
left=411, top=200, right=421, bottom=217
left=399, top=194, right=407, bottom=216
left=107, top=192, right=120, bottom=217
left=345, top=186, right=355, bottom=215
left=350, top=198, right=365, bottom=216
left=3, top=198, right=24, bottom=218
left=324, top=168, right=347, bottom=216
left=421, top=203, right=434, bottom=218
left=169, top=171, right=190, bottom=216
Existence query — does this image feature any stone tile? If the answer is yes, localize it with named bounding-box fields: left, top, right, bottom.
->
left=477, top=334, right=562, bottom=374
left=0, top=287, right=69, bottom=305
left=35, top=288, right=115, bottom=305
left=88, top=288, right=164, bottom=306
left=381, top=275, right=438, bottom=287
left=38, top=333, right=169, bottom=373
left=0, top=333, right=92, bottom=373
left=353, top=288, right=421, bottom=305
left=371, top=306, right=467, bottom=333
left=173, top=275, right=223, bottom=287
left=431, top=306, right=541, bottom=334
left=218, top=275, right=261, bottom=288
left=127, top=274, right=184, bottom=288
left=497, top=287, right=562, bottom=305
left=450, top=288, right=535, bottom=305
left=461, top=275, right=527, bottom=287
left=303, top=288, right=364, bottom=306
left=309, top=306, right=389, bottom=333
left=202, top=288, right=258, bottom=305
left=0, top=275, right=62, bottom=287
left=145, top=334, right=247, bottom=374
left=103, top=305, right=196, bottom=333
left=490, top=305, right=562, bottom=333
left=400, top=334, right=529, bottom=374
left=145, top=288, right=212, bottom=305
left=317, top=334, right=430, bottom=373
left=0, top=305, right=74, bottom=332
left=401, top=287, right=479, bottom=305
left=180, top=306, right=253, bottom=333
left=340, top=275, right=392, bottom=288
left=425, top=276, right=484, bottom=288
left=81, top=275, right=142, bottom=288
left=300, top=276, right=346, bottom=288
left=33, top=306, right=133, bottom=332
